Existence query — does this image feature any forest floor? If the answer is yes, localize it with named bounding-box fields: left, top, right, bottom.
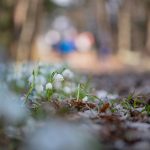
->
left=34, top=49, right=150, bottom=74
left=0, top=63, right=150, bottom=150
left=40, top=72, right=150, bottom=150
left=91, top=72, right=150, bottom=150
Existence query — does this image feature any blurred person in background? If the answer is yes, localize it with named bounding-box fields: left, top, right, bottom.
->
left=75, top=32, right=95, bottom=52
left=57, top=35, right=76, bottom=55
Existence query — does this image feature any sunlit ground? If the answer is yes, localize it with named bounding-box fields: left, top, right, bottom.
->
left=31, top=46, right=150, bottom=74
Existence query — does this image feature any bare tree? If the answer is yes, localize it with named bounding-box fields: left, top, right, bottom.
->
left=94, top=0, right=113, bottom=54
left=146, top=1, right=150, bottom=54
left=118, top=0, right=131, bottom=54
left=11, top=0, right=29, bottom=60
left=15, top=0, right=43, bottom=62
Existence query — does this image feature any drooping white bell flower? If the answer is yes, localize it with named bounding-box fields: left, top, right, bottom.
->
left=35, top=75, right=46, bottom=85
left=96, top=90, right=108, bottom=100
left=46, top=82, right=53, bottom=90
left=62, top=69, right=74, bottom=79
left=63, top=86, right=72, bottom=94
left=82, top=96, right=88, bottom=102
left=35, top=84, right=44, bottom=93
left=54, top=74, right=64, bottom=82
left=53, top=81, right=62, bottom=90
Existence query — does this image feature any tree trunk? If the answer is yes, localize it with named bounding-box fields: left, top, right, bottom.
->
left=146, top=11, right=150, bottom=53
left=118, top=0, right=131, bottom=54
left=11, top=0, right=29, bottom=61
left=131, top=0, right=146, bottom=52
left=95, top=0, right=113, bottom=55
left=16, top=0, right=42, bottom=62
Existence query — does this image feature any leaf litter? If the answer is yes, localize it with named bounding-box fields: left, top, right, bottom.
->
left=0, top=64, right=150, bottom=150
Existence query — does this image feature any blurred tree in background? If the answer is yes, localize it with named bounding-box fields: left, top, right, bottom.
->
left=0, top=0, right=150, bottom=62
left=0, top=0, right=56, bottom=61
left=0, top=0, right=14, bottom=61
left=145, top=0, right=150, bottom=53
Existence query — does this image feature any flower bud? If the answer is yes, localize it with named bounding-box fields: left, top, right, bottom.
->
left=46, top=83, right=53, bottom=90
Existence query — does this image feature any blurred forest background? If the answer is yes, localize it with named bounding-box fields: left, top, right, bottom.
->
left=0, top=0, right=150, bottom=72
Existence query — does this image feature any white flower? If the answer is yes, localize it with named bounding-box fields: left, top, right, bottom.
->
left=46, top=83, right=53, bottom=90
left=62, top=69, right=74, bottom=79
left=63, top=86, right=72, bottom=94
left=53, top=82, right=62, bottom=90
left=82, top=96, right=88, bottom=102
left=69, top=83, right=76, bottom=93
left=0, top=99, right=28, bottom=124
left=54, top=74, right=64, bottom=82
left=35, top=84, right=44, bottom=93
left=29, top=75, right=34, bottom=83
left=35, top=75, right=46, bottom=85
left=96, top=90, right=108, bottom=100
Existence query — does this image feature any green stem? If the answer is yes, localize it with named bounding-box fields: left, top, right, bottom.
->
left=77, top=84, right=80, bottom=101
left=25, top=83, right=34, bottom=103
